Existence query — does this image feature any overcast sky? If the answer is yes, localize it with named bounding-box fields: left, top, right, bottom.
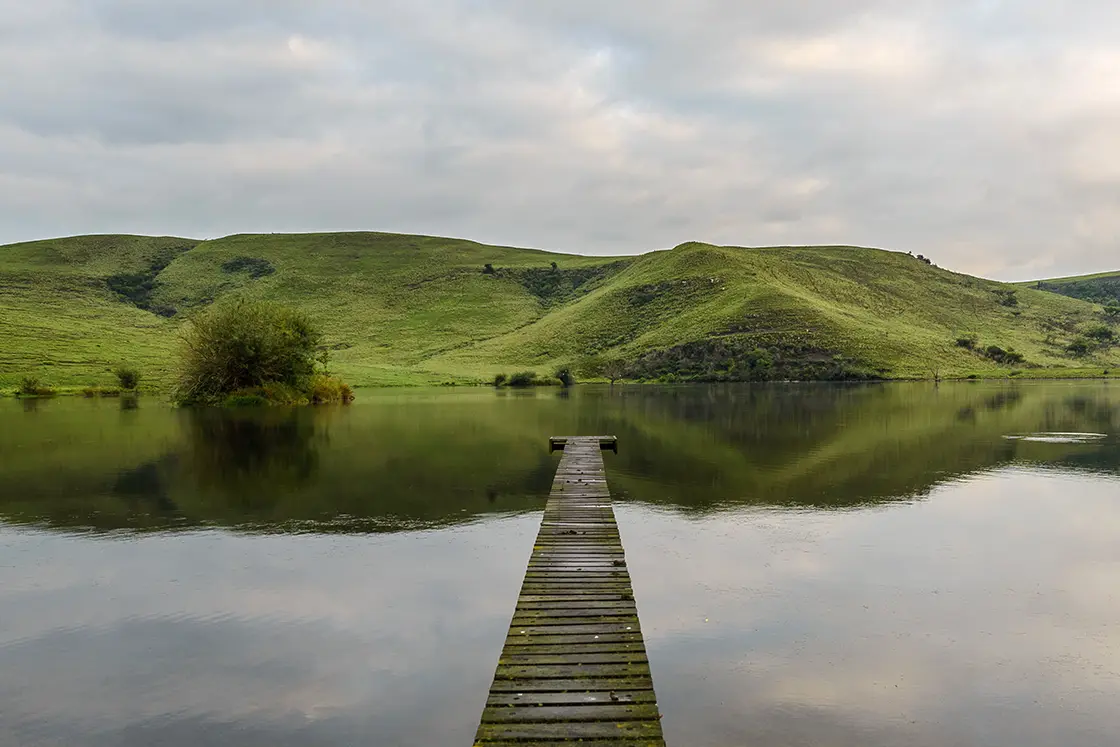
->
left=2, top=1, right=1118, bottom=280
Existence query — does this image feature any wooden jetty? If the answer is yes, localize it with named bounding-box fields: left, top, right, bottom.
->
left=474, top=436, right=665, bottom=746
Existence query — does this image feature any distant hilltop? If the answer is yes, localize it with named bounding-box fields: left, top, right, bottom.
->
left=3, top=231, right=1119, bottom=389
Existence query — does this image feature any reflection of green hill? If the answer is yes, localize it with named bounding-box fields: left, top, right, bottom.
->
left=599, top=384, right=1120, bottom=509
left=0, top=383, right=1117, bottom=533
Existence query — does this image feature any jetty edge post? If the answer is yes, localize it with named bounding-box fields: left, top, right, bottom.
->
left=473, top=436, right=665, bottom=746
left=548, top=435, right=618, bottom=453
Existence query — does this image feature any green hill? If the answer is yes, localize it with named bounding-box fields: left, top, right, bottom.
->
left=1024, top=270, right=1120, bottom=306
left=3, top=232, right=1119, bottom=390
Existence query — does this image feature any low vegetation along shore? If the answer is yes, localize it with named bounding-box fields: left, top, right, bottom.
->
left=3, top=231, right=1120, bottom=395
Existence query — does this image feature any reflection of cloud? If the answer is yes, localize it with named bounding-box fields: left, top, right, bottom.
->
left=618, top=468, right=1120, bottom=746
left=0, top=515, right=539, bottom=746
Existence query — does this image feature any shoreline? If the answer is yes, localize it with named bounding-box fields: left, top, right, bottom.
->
left=5, top=370, right=1120, bottom=400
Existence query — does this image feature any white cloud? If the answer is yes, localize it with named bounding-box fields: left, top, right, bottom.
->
left=1, top=1, right=1119, bottom=278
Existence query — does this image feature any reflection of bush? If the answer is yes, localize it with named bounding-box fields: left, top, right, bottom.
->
left=185, top=408, right=320, bottom=503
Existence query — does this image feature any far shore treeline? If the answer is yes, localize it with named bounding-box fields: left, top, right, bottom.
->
left=3, top=231, right=1120, bottom=397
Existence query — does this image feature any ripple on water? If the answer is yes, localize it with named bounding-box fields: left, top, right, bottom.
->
left=1003, top=432, right=1110, bottom=444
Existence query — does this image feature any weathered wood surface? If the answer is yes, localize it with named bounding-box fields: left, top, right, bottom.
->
left=474, top=437, right=665, bottom=746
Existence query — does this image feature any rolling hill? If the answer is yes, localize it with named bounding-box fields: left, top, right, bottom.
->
left=1024, top=270, right=1120, bottom=306
left=2, top=231, right=1119, bottom=390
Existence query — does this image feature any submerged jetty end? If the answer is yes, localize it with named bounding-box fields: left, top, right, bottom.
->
left=474, top=436, right=665, bottom=746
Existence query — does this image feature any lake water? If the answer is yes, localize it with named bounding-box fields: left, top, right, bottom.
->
left=2, top=382, right=1119, bottom=746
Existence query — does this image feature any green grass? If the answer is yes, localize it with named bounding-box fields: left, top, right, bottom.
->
left=1023, top=269, right=1120, bottom=306
left=3, top=232, right=1120, bottom=390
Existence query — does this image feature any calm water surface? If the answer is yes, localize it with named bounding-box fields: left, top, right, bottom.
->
left=1, top=382, right=1119, bottom=746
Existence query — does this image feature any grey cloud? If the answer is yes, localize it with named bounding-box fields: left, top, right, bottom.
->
left=1, top=1, right=1118, bottom=278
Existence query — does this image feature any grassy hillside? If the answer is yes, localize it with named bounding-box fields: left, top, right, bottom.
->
left=1025, top=270, right=1120, bottom=306
left=3, top=232, right=1120, bottom=390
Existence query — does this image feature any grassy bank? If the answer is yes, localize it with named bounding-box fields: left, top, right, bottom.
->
left=3, top=231, right=1120, bottom=389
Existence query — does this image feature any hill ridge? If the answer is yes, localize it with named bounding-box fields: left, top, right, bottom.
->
left=3, top=231, right=1119, bottom=388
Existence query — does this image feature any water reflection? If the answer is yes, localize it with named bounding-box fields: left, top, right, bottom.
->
left=624, top=468, right=1120, bottom=747
left=0, top=382, right=1118, bottom=533
left=0, top=518, right=540, bottom=747
left=2, top=382, right=1120, bottom=746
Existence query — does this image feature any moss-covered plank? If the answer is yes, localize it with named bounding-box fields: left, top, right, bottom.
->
left=501, top=642, right=647, bottom=655
left=475, top=741, right=663, bottom=747
left=500, top=652, right=648, bottom=665
left=486, top=675, right=655, bottom=693
left=487, top=690, right=659, bottom=706
left=503, top=632, right=646, bottom=647
left=495, top=662, right=652, bottom=680
left=480, top=703, right=661, bottom=723
left=475, top=720, right=663, bottom=741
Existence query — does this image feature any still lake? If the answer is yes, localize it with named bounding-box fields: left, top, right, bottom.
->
left=1, top=382, right=1119, bottom=746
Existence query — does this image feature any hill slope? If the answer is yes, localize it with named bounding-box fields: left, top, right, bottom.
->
left=2, top=232, right=1119, bottom=389
left=1025, top=270, right=1120, bottom=306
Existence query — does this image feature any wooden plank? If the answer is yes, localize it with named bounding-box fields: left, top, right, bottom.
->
left=487, top=690, right=659, bottom=706
left=476, top=742, right=663, bottom=747
left=487, top=676, right=655, bottom=693
left=500, top=652, right=649, bottom=665
left=481, top=703, right=661, bottom=723
left=501, top=642, right=647, bottom=655
left=503, top=633, right=646, bottom=647
left=476, top=722, right=662, bottom=741
left=474, top=437, right=664, bottom=745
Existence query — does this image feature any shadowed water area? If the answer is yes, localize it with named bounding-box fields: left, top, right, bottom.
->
left=1, top=382, right=1119, bottom=746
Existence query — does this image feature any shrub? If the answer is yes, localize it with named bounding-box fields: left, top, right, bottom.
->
left=1085, top=324, right=1115, bottom=344
left=174, top=298, right=350, bottom=406
left=493, top=373, right=508, bottom=387
left=507, top=371, right=539, bottom=387
left=955, top=334, right=978, bottom=349
left=482, top=263, right=495, bottom=275
left=1067, top=337, right=1091, bottom=356
left=223, top=392, right=270, bottom=407
left=18, top=377, right=55, bottom=396
left=980, top=345, right=1024, bottom=364
left=114, top=365, right=141, bottom=390
left=994, top=289, right=1019, bottom=307
left=1105, top=303, right=1120, bottom=322
left=745, top=348, right=773, bottom=369
left=307, top=374, right=355, bottom=404
left=554, top=366, right=575, bottom=387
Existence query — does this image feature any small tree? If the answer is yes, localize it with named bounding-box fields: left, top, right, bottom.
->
left=482, top=263, right=495, bottom=275
left=114, top=365, right=141, bottom=390
left=1086, top=324, right=1115, bottom=345
left=602, top=359, right=627, bottom=384
left=1067, top=337, right=1091, bottom=357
